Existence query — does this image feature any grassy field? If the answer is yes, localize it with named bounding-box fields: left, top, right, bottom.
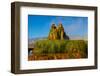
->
left=28, top=40, right=88, bottom=60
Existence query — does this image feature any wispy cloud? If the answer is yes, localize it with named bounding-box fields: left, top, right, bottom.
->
left=62, top=18, right=88, bottom=40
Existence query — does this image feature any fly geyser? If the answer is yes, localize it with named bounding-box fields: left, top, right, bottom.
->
left=28, top=23, right=87, bottom=61
left=48, top=23, right=70, bottom=40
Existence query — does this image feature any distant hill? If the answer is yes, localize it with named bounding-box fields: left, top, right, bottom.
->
left=29, top=37, right=47, bottom=42
left=69, top=35, right=88, bottom=41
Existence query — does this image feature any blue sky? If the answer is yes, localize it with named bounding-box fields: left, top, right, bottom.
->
left=28, top=15, right=88, bottom=40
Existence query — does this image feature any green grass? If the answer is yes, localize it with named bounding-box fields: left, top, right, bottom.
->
left=33, top=40, right=88, bottom=58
